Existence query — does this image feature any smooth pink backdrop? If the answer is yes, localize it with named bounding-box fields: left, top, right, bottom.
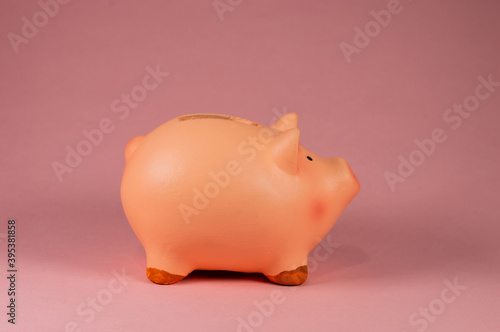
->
left=1, top=0, right=499, bottom=331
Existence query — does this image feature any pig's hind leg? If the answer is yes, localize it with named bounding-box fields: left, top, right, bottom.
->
left=146, top=267, right=186, bottom=285
left=145, top=251, right=192, bottom=285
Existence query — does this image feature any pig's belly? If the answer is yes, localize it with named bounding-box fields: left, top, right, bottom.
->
left=169, top=209, right=293, bottom=273
left=184, top=241, right=276, bottom=273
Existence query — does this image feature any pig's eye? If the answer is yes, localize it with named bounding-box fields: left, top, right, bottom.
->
left=307, top=156, right=313, bottom=161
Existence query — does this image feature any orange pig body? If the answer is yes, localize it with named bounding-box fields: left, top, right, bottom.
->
left=120, top=113, right=359, bottom=285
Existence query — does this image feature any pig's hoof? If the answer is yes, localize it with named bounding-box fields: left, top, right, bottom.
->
left=147, top=267, right=186, bottom=285
left=266, top=265, right=308, bottom=286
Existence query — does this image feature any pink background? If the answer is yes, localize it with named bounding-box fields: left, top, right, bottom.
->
left=1, top=0, right=499, bottom=331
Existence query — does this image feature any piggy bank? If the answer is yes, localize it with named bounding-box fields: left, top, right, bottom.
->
left=121, top=113, right=359, bottom=285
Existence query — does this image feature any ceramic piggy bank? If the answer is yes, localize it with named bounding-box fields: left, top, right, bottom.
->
left=121, top=113, right=359, bottom=285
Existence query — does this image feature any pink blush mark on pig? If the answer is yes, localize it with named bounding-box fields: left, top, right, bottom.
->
left=310, top=200, right=327, bottom=221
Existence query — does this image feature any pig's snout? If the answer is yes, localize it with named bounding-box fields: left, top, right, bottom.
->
left=329, top=157, right=360, bottom=199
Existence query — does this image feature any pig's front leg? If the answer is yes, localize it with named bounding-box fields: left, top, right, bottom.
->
left=264, top=255, right=309, bottom=286
left=265, top=265, right=308, bottom=286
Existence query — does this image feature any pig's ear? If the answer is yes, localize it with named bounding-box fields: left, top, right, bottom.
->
left=269, top=128, right=300, bottom=174
left=271, top=113, right=298, bottom=131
